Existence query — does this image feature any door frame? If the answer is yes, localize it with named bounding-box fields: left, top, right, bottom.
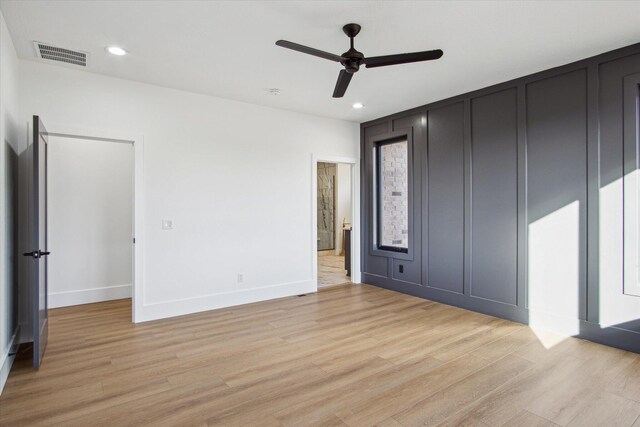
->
left=45, top=124, right=144, bottom=323
left=311, top=154, right=361, bottom=288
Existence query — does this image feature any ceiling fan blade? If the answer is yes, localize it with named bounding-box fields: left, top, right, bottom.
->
left=276, top=40, right=345, bottom=63
left=332, top=70, right=353, bottom=98
left=364, top=49, right=443, bottom=68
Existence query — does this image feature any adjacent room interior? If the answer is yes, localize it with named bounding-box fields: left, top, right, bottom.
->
left=48, top=135, right=134, bottom=309
left=1, top=1, right=640, bottom=425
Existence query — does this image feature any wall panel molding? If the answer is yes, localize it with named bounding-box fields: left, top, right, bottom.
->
left=427, top=102, right=465, bottom=294
left=361, top=42, right=640, bottom=354
left=361, top=115, right=424, bottom=288
left=469, top=88, right=518, bottom=306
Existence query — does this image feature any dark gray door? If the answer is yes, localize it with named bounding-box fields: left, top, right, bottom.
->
left=23, top=115, right=49, bottom=368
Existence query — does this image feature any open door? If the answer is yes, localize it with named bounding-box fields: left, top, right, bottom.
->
left=23, top=115, right=50, bottom=368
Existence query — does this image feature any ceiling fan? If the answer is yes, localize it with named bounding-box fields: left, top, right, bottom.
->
left=276, top=23, right=443, bottom=98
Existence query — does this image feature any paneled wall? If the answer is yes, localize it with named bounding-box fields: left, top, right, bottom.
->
left=470, top=89, right=517, bottom=306
left=361, top=43, right=640, bottom=353
left=427, top=103, right=465, bottom=295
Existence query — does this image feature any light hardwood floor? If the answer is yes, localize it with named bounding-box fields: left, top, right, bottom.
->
left=1, top=284, right=639, bottom=426
left=317, top=251, right=350, bottom=288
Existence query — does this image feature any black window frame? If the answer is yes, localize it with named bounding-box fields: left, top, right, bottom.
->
left=374, top=136, right=410, bottom=254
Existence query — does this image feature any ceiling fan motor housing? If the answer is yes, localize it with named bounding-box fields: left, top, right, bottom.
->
left=341, top=51, right=364, bottom=73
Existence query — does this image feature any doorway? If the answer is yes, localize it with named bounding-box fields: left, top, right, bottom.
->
left=47, top=135, right=133, bottom=308
left=316, top=161, right=353, bottom=288
left=43, top=124, right=143, bottom=323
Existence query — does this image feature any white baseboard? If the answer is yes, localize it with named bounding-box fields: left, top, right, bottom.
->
left=135, top=279, right=315, bottom=323
left=49, top=284, right=132, bottom=308
left=0, top=327, right=20, bottom=396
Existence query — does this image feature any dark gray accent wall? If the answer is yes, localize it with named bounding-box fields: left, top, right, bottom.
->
left=363, top=114, right=424, bottom=286
left=362, top=122, right=391, bottom=280
left=427, top=103, right=465, bottom=294
left=525, top=70, right=588, bottom=319
left=360, top=42, right=640, bottom=354
left=599, top=52, right=640, bottom=336
left=470, top=89, right=518, bottom=305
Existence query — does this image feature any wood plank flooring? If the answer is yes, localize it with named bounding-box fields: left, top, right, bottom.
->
left=317, top=251, right=350, bottom=288
left=1, top=284, right=639, bottom=426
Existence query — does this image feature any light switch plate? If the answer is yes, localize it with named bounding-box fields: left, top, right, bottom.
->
left=162, top=219, right=173, bottom=230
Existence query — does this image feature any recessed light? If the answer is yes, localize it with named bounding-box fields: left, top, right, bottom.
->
left=352, top=102, right=364, bottom=109
left=106, top=46, right=127, bottom=56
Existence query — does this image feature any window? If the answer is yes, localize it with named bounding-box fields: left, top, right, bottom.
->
left=375, top=138, right=409, bottom=253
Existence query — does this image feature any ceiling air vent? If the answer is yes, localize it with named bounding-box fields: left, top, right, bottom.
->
left=33, top=42, right=88, bottom=67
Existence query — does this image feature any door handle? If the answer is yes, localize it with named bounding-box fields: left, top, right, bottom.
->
left=22, top=250, right=50, bottom=259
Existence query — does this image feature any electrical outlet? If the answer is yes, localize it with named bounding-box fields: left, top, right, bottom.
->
left=162, top=219, right=173, bottom=230
left=237, top=273, right=244, bottom=283
left=399, top=264, right=404, bottom=273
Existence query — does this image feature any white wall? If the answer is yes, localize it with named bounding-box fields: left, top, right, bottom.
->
left=18, top=60, right=359, bottom=322
left=335, top=163, right=352, bottom=255
left=0, top=9, right=24, bottom=394
left=48, top=136, right=133, bottom=308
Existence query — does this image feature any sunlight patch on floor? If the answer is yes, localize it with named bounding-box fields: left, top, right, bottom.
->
left=527, top=326, right=570, bottom=349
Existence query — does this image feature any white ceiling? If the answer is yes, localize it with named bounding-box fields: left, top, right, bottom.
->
left=2, top=1, right=640, bottom=122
